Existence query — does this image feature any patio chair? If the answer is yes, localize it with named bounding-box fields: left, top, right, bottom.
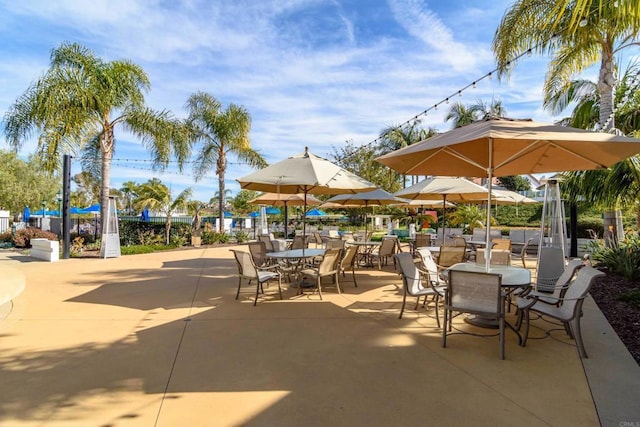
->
left=325, top=238, right=346, bottom=251
left=396, top=252, right=443, bottom=325
left=517, top=266, right=604, bottom=358
left=475, top=249, right=511, bottom=266
left=312, top=231, right=325, bottom=248
left=452, top=236, right=468, bottom=247
left=291, top=235, right=308, bottom=250
left=517, top=259, right=584, bottom=308
left=442, top=269, right=507, bottom=359
left=230, top=249, right=282, bottom=306
left=371, top=237, right=398, bottom=270
left=411, top=233, right=431, bottom=255
left=492, top=238, right=512, bottom=251
left=339, top=244, right=359, bottom=287
left=299, top=248, right=342, bottom=299
left=536, top=247, right=566, bottom=292
left=437, top=245, right=467, bottom=269
left=518, top=235, right=539, bottom=268
left=248, top=241, right=273, bottom=268
left=258, top=235, right=274, bottom=252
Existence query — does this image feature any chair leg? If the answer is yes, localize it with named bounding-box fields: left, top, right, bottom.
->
left=572, top=317, right=588, bottom=358
left=235, top=277, right=242, bottom=300
left=442, top=308, right=448, bottom=347
left=499, top=316, right=505, bottom=360
left=277, top=275, right=283, bottom=300
left=521, top=309, right=530, bottom=347
left=399, top=291, right=407, bottom=319
left=434, top=295, right=441, bottom=329
left=352, top=268, right=358, bottom=287
left=335, top=273, right=341, bottom=294
left=317, top=277, right=323, bottom=300
left=254, top=280, right=261, bottom=306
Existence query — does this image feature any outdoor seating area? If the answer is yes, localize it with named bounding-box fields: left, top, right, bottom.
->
left=1, top=245, right=638, bottom=426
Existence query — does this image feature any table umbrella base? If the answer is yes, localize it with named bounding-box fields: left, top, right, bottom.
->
left=464, top=314, right=499, bottom=329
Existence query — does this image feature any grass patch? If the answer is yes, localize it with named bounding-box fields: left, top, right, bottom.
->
left=617, top=290, right=640, bottom=309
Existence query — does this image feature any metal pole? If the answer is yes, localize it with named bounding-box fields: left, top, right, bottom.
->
left=62, top=154, right=71, bottom=259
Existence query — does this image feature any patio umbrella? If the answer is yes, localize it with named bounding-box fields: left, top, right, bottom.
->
left=23, top=206, right=30, bottom=223
left=237, top=147, right=377, bottom=239
left=394, top=176, right=488, bottom=239
left=306, top=208, right=327, bottom=217
left=326, top=188, right=409, bottom=236
left=140, top=209, right=150, bottom=222
left=487, top=187, right=539, bottom=216
left=378, top=117, right=640, bottom=268
left=249, top=192, right=322, bottom=237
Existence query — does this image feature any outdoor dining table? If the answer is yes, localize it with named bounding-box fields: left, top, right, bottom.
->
left=267, top=248, right=326, bottom=288
left=446, top=262, right=531, bottom=330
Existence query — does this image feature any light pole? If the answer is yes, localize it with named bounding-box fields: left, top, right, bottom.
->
left=56, top=191, right=62, bottom=217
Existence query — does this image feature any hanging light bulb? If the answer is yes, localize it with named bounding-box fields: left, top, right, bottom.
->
left=434, top=104, right=438, bottom=111
left=445, top=98, right=450, bottom=104
left=527, top=48, right=533, bottom=57
left=457, top=90, right=462, bottom=97
left=472, top=81, right=477, bottom=88
left=487, top=72, right=493, bottom=79
left=613, top=1, right=618, bottom=7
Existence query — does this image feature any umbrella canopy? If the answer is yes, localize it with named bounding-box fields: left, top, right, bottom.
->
left=306, top=208, right=327, bottom=217
left=394, top=176, right=488, bottom=238
left=326, top=188, right=408, bottom=235
left=378, top=117, right=640, bottom=268
left=81, top=204, right=101, bottom=214
left=70, top=207, right=86, bottom=214
left=489, top=188, right=539, bottom=206
left=390, top=199, right=455, bottom=208
left=265, top=207, right=281, bottom=215
left=140, top=209, right=150, bottom=222
left=238, top=147, right=377, bottom=237
left=249, top=192, right=321, bottom=207
left=248, top=193, right=321, bottom=237
left=23, top=206, right=30, bottom=222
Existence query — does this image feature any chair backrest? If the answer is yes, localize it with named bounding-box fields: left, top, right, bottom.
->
left=340, top=244, right=358, bottom=269
left=313, top=231, right=324, bottom=245
left=438, top=245, right=466, bottom=267
left=553, top=259, right=585, bottom=294
left=476, top=249, right=511, bottom=265
left=379, top=237, right=397, bottom=256
left=452, top=236, right=468, bottom=247
left=396, top=252, right=424, bottom=296
left=414, top=233, right=431, bottom=248
left=231, top=249, right=257, bottom=279
left=258, top=235, right=273, bottom=252
left=415, top=248, right=440, bottom=286
left=248, top=241, right=268, bottom=266
left=319, top=248, right=341, bottom=275
left=291, top=235, right=307, bottom=250
left=492, top=238, right=512, bottom=251
left=556, top=266, right=604, bottom=319
left=447, top=270, right=502, bottom=314
left=326, top=238, right=346, bottom=250
left=328, top=229, right=340, bottom=238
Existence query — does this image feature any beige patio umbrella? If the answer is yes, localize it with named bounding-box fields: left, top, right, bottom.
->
left=238, top=147, right=377, bottom=238
left=378, top=117, right=640, bottom=268
left=488, top=187, right=539, bottom=216
left=394, top=176, right=488, bottom=238
left=325, top=188, right=409, bottom=236
left=249, top=192, right=322, bottom=237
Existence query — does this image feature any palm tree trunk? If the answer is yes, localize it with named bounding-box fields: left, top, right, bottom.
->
left=100, top=127, right=114, bottom=238
left=598, top=48, right=616, bottom=130
left=166, top=215, right=172, bottom=245
left=217, top=152, right=226, bottom=233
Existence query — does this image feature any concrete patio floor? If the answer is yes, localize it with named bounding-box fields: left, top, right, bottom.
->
left=1, top=245, right=639, bottom=426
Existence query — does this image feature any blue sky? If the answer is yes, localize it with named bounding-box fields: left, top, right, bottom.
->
left=0, top=0, right=601, bottom=202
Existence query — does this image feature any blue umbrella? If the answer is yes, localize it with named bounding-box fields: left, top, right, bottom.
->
left=306, top=208, right=327, bottom=217
left=224, top=211, right=234, bottom=218
left=265, top=207, right=281, bottom=215
left=70, top=207, right=85, bottom=214
left=23, top=206, right=30, bottom=222
left=248, top=211, right=260, bottom=218
left=140, top=209, right=150, bottom=222
left=82, top=204, right=101, bottom=213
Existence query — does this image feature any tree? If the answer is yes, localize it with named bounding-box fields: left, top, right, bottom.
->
left=498, top=175, right=532, bottom=192
left=72, top=171, right=101, bottom=205
left=0, top=150, right=59, bottom=215
left=2, top=42, right=189, bottom=229
left=185, top=91, right=266, bottom=232
left=447, top=205, right=489, bottom=234
left=135, top=178, right=192, bottom=245
left=230, top=190, right=259, bottom=215
left=445, top=102, right=478, bottom=128
left=377, top=122, right=436, bottom=186
left=119, top=181, right=140, bottom=215
left=493, top=0, right=640, bottom=130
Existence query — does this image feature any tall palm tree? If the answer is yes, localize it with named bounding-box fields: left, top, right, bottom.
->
left=493, top=0, right=640, bottom=130
left=185, top=91, right=267, bottom=232
left=119, top=180, right=140, bottom=215
left=135, top=178, right=192, bottom=245
left=3, top=42, right=189, bottom=226
left=378, top=122, right=436, bottom=186
left=445, top=102, right=478, bottom=128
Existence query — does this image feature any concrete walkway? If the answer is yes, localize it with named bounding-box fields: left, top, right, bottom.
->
left=0, top=246, right=638, bottom=426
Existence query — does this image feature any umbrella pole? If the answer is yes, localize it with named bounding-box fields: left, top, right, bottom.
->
left=485, top=139, right=494, bottom=270
left=442, top=195, right=447, bottom=245
left=284, top=203, right=289, bottom=238
left=303, top=191, right=307, bottom=245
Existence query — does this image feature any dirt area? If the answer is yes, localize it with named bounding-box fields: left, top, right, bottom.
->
left=589, top=270, right=640, bottom=366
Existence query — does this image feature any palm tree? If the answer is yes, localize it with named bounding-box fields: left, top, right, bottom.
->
left=445, top=102, right=478, bottom=128
left=119, top=181, right=140, bottom=215
left=135, top=178, right=192, bottom=245
left=493, top=0, right=640, bottom=130
left=3, top=42, right=189, bottom=226
left=185, top=91, right=267, bottom=232
left=378, top=122, right=436, bottom=186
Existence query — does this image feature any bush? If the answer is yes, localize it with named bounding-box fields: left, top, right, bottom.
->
left=576, top=217, right=604, bottom=238
left=235, top=231, right=249, bottom=243
left=12, top=228, right=58, bottom=248
left=0, top=231, right=12, bottom=242
left=591, top=232, right=640, bottom=281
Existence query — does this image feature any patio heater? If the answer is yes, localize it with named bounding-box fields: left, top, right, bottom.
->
left=536, top=178, right=567, bottom=292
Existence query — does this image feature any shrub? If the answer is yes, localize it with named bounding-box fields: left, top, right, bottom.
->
left=12, top=228, right=58, bottom=248
left=591, top=232, right=640, bottom=281
left=0, top=231, right=12, bottom=242
left=235, top=231, right=249, bottom=243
